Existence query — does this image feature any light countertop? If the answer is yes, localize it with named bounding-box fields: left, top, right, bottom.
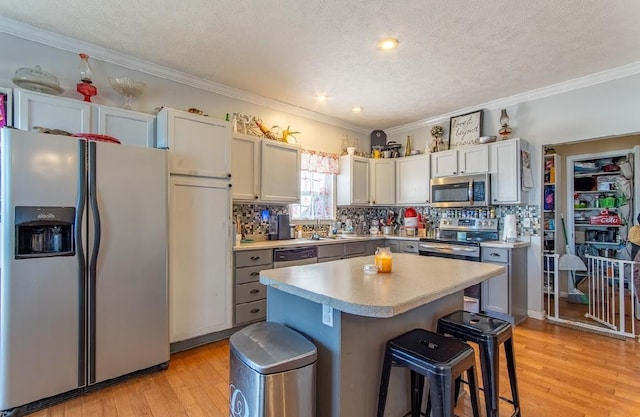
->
left=259, top=253, right=505, bottom=318
left=233, top=234, right=418, bottom=251
left=234, top=235, right=530, bottom=251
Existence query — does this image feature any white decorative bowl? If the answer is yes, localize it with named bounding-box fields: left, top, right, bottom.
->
left=478, top=136, right=497, bottom=144
left=108, top=76, right=146, bottom=109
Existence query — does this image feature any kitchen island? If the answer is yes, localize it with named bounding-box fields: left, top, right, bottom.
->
left=259, top=254, right=505, bottom=417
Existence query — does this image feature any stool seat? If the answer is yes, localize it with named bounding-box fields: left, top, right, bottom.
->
left=438, top=311, right=521, bottom=417
left=377, top=328, right=481, bottom=417
left=438, top=310, right=512, bottom=343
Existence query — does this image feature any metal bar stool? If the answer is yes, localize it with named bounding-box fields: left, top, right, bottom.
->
left=376, top=328, right=481, bottom=417
left=437, top=310, right=521, bottom=417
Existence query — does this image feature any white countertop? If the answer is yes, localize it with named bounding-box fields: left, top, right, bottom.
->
left=233, top=234, right=418, bottom=251
left=259, top=253, right=505, bottom=318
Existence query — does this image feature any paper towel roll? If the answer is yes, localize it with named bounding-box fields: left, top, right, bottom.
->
left=502, top=214, right=518, bottom=242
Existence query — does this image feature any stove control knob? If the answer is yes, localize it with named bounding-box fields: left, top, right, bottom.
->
left=487, top=220, right=495, bottom=226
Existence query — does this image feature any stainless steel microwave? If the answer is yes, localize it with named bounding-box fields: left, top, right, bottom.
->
left=430, top=173, right=491, bottom=207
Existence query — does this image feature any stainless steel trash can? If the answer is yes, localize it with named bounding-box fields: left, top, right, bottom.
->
left=229, top=322, right=317, bottom=417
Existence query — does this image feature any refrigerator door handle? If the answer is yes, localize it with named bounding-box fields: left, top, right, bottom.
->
left=76, top=139, right=87, bottom=387
left=89, top=141, right=101, bottom=277
left=88, top=141, right=101, bottom=384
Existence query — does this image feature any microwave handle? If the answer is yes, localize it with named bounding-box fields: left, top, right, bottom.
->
left=468, top=180, right=473, bottom=203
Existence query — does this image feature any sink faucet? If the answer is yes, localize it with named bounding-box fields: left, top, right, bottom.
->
left=312, top=219, right=321, bottom=240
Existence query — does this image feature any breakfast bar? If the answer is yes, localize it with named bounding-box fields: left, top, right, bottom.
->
left=259, top=254, right=505, bottom=417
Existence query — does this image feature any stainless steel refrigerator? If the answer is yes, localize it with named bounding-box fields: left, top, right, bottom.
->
left=0, top=128, right=169, bottom=414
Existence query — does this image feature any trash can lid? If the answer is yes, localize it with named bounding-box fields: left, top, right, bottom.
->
left=230, top=322, right=317, bottom=374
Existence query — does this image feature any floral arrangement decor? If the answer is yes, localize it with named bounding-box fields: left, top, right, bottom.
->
left=430, top=125, right=444, bottom=152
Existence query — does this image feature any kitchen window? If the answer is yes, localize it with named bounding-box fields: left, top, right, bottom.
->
left=289, top=151, right=338, bottom=221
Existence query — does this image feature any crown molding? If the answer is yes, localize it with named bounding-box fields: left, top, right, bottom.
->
left=0, top=17, right=369, bottom=134
left=2, top=17, right=638, bottom=137
left=386, top=61, right=640, bottom=135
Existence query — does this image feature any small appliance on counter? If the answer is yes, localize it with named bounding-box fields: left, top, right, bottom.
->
left=269, top=214, right=291, bottom=240
left=502, top=214, right=518, bottom=242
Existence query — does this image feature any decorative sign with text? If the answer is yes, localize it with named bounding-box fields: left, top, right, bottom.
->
left=448, top=110, right=483, bottom=149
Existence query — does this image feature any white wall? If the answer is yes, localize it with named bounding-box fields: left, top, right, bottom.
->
left=387, top=73, right=640, bottom=318
left=0, top=33, right=368, bottom=154
left=4, top=31, right=640, bottom=319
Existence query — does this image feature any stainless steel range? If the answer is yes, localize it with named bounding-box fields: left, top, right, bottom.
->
left=418, top=217, right=499, bottom=311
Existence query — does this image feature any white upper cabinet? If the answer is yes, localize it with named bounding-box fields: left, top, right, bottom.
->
left=431, top=144, right=490, bottom=178
left=14, top=89, right=155, bottom=148
left=156, top=107, right=231, bottom=178
left=231, top=133, right=301, bottom=203
left=458, top=145, right=489, bottom=174
left=260, top=139, right=301, bottom=203
left=15, top=89, right=91, bottom=133
left=231, top=135, right=261, bottom=201
left=96, top=106, right=155, bottom=148
left=490, top=138, right=526, bottom=204
left=369, top=159, right=395, bottom=205
left=396, top=154, right=430, bottom=205
left=431, top=150, right=458, bottom=177
left=337, top=155, right=369, bottom=205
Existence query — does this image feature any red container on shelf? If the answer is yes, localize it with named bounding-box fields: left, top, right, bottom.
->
left=589, top=210, right=621, bottom=225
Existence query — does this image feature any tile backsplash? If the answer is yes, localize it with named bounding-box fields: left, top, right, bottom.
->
left=233, top=203, right=541, bottom=238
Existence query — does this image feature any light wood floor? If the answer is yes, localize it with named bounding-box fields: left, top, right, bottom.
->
left=29, top=319, right=640, bottom=417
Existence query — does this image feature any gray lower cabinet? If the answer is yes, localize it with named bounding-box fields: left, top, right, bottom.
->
left=234, top=249, right=273, bottom=325
left=317, top=239, right=382, bottom=262
left=480, top=246, right=527, bottom=324
left=385, top=239, right=419, bottom=254
left=385, top=240, right=400, bottom=253
left=399, top=240, right=419, bottom=254
left=344, top=241, right=367, bottom=258
left=318, top=244, right=345, bottom=262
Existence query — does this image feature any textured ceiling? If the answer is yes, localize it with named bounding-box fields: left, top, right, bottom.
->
left=1, top=0, right=639, bottom=130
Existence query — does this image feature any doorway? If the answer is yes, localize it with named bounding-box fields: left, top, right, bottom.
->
left=542, top=134, right=640, bottom=338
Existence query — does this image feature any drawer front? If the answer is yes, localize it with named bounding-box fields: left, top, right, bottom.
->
left=318, top=244, right=344, bottom=259
left=318, top=255, right=343, bottom=263
left=344, top=241, right=367, bottom=256
left=235, top=265, right=268, bottom=284
left=481, top=247, right=509, bottom=263
left=400, top=240, right=419, bottom=254
left=236, top=282, right=267, bottom=304
left=235, top=300, right=267, bottom=325
left=235, top=249, right=273, bottom=268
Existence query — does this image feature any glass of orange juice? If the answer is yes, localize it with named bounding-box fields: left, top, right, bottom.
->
left=375, top=247, right=393, bottom=273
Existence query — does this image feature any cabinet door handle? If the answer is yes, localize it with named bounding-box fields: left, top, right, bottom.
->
left=250, top=272, right=259, bottom=276
left=489, top=253, right=500, bottom=257
left=250, top=308, right=261, bottom=314
left=250, top=289, right=260, bottom=294
left=453, top=171, right=457, bottom=174
left=254, top=195, right=259, bottom=199
left=250, top=256, right=260, bottom=260
left=227, top=173, right=232, bottom=178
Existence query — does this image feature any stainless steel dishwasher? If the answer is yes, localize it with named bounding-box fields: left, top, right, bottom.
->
left=273, top=247, right=318, bottom=268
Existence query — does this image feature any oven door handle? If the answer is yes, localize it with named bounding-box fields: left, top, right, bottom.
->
left=468, top=180, right=473, bottom=203
left=451, top=247, right=476, bottom=252
left=419, top=244, right=449, bottom=250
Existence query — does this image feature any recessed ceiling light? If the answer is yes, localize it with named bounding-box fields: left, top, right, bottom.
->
left=316, top=94, right=329, bottom=101
left=352, top=106, right=363, bottom=113
left=378, top=38, right=399, bottom=50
